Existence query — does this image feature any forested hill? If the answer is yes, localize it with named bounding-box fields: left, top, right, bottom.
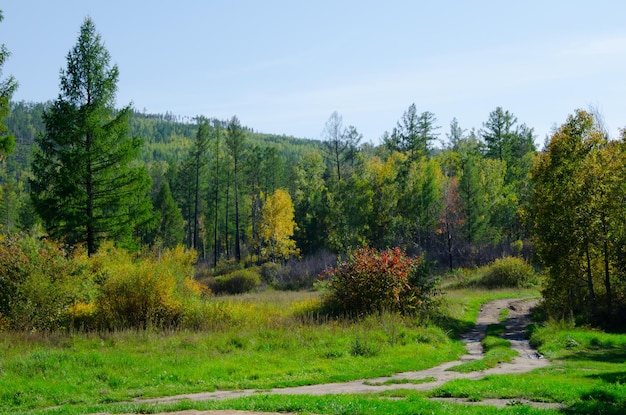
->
left=5, top=101, right=323, bottom=171
left=4, top=99, right=541, bottom=269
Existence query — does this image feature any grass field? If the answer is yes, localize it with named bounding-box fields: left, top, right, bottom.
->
left=2, top=288, right=625, bottom=415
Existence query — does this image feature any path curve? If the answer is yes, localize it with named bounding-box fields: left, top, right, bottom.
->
left=108, top=298, right=553, bottom=414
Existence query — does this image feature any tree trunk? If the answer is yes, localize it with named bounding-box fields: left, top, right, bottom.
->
left=86, top=132, right=95, bottom=256
left=234, top=172, right=241, bottom=262
left=601, top=217, right=612, bottom=318
left=585, top=242, right=597, bottom=318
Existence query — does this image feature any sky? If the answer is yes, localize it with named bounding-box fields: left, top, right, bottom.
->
left=2, top=1, right=626, bottom=145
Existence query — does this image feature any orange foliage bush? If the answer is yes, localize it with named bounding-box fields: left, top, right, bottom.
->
left=322, top=247, right=435, bottom=316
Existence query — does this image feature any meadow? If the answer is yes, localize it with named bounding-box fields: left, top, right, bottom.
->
left=1, top=287, right=625, bottom=414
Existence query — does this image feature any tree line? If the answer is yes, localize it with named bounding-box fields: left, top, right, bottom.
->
left=1, top=16, right=625, bottom=325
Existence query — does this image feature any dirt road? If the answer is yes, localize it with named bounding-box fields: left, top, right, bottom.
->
left=109, top=297, right=553, bottom=414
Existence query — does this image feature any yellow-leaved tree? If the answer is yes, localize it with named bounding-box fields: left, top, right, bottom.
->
left=260, top=189, right=299, bottom=263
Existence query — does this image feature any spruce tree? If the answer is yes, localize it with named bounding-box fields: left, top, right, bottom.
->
left=31, top=18, right=152, bottom=254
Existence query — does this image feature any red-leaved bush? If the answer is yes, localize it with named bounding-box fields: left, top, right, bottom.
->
left=321, top=247, right=436, bottom=316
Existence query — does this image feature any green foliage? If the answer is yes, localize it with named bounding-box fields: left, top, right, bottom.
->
left=30, top=18, right=152, bottom=255
left=527, top=110, right=626, bottom=324
left=0, top=234, right=30, bottom=319
left=293, top=151, right=328, bottom=255
left=152, top=180, right=184, bottom=248
left=481, top=257, right=538, bottom=288
left=259, top=261, right=282, bottom=285
left=386, top=104, right=439, bottom=159
left=0, top=233, right=209, bottom=331
left=0, top=234, right=91, bottom=331
left=322, top=247, right=437, bottom=316
left=209, top=268, right=261, bottom=295
left=445, top=257, right=538, bottom=289
left=350, top=332, right=380, bottom=357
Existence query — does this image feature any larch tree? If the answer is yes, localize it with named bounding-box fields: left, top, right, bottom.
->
left=321, top=111, right=361, bottom=183
left=31, top=18, right=152, bottom=255
left=225, top=116, right=246, bottom=262
left=191, top=117, right=209, bottom=250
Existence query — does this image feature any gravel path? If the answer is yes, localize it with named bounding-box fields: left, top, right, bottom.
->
left=106, top=297, right=554, bottom=414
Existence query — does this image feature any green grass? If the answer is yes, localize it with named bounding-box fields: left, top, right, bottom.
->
left=499, top=308, right=510, bottom=322
left=437, top=288, right=539, bottom=337
left=430, top=321, right=626, bottom=413
left=20, top=391, right=560, bottom=415
left=3, top=287, right=626, bottom=415
left=364, top=377, right=437, bottom=386
left=0, top=290, right=465, bottom=413
left=447, top=324, right=518, bottom=373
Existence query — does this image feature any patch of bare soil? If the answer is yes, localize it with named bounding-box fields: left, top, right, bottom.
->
left=109, top=297, right=556, bottom=414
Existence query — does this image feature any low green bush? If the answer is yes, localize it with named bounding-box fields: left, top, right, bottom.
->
left=0, top=235, right=91, bottom=331
left=481, top=256, right=538, bottom=288
left=210, top=268, right=261, bottom=295
left=444, top=257, right=538, bottom=290
left=260, top=262, right=282, bottom=286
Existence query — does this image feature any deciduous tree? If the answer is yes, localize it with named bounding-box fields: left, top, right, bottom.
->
left=259, top=188, right=298, bottom=263
left=527, top=110, right=625, bottom=322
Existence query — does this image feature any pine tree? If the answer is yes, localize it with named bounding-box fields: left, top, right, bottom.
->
left=31, top=18, right=152, bottom=254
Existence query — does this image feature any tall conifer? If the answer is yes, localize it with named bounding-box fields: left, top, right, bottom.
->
left=31, top=18, right=152, bottom=254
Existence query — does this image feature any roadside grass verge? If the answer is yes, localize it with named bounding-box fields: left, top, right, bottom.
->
left=447, top=324, right=518, bottom=373
left=21, top=391, right=560, bottom=415
left=430, top=321, right=626, bottom=413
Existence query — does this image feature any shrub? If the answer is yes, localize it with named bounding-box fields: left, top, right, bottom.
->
left=260, top=262, right=282, bottom=286
left=480, top=256, right=538, bottom=288
left=95, top=245, right=201, bottom=329
left=210, top=268, right=261, bottom=295
left=0, top=235, right=31, bottom=322
left=259, top=250, right=337, bottom=291
left=0, top=235, right=91, bottom=331
left=321, top=247, right=436, bottom=317
left=277, top=250, right=338, bottom=291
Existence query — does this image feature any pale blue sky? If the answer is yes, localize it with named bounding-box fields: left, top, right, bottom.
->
left=2, top=1, right=626, bottom=144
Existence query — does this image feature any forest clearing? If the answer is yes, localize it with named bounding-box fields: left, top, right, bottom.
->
left=1, top=7, right=626, bottom=415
